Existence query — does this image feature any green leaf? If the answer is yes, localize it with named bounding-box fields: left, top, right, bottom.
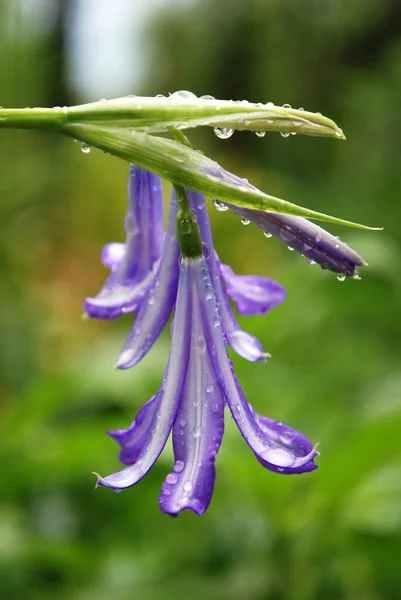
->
left=0, top=92, right=345, bottom=139
left=62, top=123, right=379, bottom=230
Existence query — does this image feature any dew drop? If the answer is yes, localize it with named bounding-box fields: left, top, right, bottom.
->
left=180, top=419, right=187, bottom=427
left=161, top=488, right=171, bottom=496
left=206, top=384, right=214, bottom=394
left=212, top=403, right=219, bottom=413
left=283, top=103, right=292, bottom=109
left=263, top=231, right=272, bottom=238
left=113, top=488, right=122, bottom=494
left=241, top=218, right=250, bottom=225
left=280, top=131, right=290, bottom=138
left=213, top=127, right=234, bottom=140
left=193, top=427, right=202, bottom=438
left=180, top=218, right=192, bottom=234
left=166, top=473, right=178, bottom=485
left=298, top=107, right=305, bottom=111
left=213, top=200, right=228, bottom=212
left=280, top=229, right=296, bottom=243
left=307, top=258, right=316, bottom=265
left=255, top=131, right=266, bottom=138
left=288, top=246, right=294, bottom=251
left=337, top=273, right=346, bottom=282
left=204, top=284, right=213, bottom=300
left=174, top=460, right=185, bottom=473
left=81, top=143, right=91, bottom=153
left=183, top=481, right=193, bottom=492
left=213, top=315, right=221, bottom=327
left=124, top=214, right=136, bottom=233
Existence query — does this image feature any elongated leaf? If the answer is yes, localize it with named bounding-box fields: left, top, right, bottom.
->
left=62, top=123, right=378, bottom=230
left=0, top=93, right=345, bottom=139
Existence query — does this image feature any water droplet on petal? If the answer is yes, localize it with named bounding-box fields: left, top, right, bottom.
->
left=212, top=403, right=219, bottom=413
left=283, top=103, right=292, bottom=109
left=180, top=419, right=187, bottom=427
left=161, top=488, right=171, bottom=496
left=280, top=131, right=290, bottom=138
left=263, top=231, right=272, bottom=238
left=206, top=384, right=214, bottom=394
left=174, top=460, right=185, bottom=473
left=213, top=315, right=221, bottom=327
left=255, top=131, right=266, bottom=138
left=337, top=274, right=346, bottom=282
left=288, top=246, right=294, bottom=251
left=193, top=427, right=202, bottom=438
left=166, top=473, right=178, bottom=485
left=307, top=258, right=316, bottom=265
left=183, top=481, right=193, bottom=492
left=241, top=218, right=250, bottom=225
left=81, top=143, right=91, bottom=153
left=213, top=127, right=234, bottom=140
left=204, top=284, right=213, bottom=300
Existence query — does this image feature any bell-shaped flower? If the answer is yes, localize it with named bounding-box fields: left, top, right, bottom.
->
left=84, top=164, right=164, bottom=319
left=115, top=188, right=285, bottom=369
left=95, top=255, right=318, bottom=516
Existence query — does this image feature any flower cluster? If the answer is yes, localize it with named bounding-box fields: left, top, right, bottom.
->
left=88, top=164, right=364, bottom=515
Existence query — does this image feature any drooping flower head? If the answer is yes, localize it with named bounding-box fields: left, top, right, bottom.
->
left=93, top=167, right=321, bottom=515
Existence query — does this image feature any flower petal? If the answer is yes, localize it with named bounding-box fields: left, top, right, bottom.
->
left=116, top=190, right=179, bottom=369
left=188, top=191, right=267, bottom=362
left=252, top=412, right=318, bottom=474
left=107, top=395, right=157, bottom=465
left=95, top=260, right=192, bottom=490
left=198, top=256, right=318, bottom=473
left=160, top=258, right=225, bottom=516
left=227, top=205, right=366, bottom=278
left=220, top=263, right=286, bottom=316
left=84, top=268, right=157, bottom=320
left=85, top=165, right=164, bottom=319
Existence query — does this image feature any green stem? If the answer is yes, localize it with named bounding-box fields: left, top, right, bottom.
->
left=0, top=107, right=65, bottom=130
left=174, top=185, right=202, bottom=259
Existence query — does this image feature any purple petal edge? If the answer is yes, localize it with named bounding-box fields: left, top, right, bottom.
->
left=220, top=263, right=286, bottom=316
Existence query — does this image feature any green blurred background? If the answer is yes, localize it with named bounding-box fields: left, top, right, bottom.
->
left=1, top=1, right=401, bottom=599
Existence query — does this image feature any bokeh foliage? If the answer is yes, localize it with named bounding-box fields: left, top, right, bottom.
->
left=1, top=1, right=401, bottom=599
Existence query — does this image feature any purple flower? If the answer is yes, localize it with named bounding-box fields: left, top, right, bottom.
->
left=115, top=191, right=285, bottom=368
left=84, top=165, right=164, bottom=319
left=225, top=204, right=366, bottom=278
left=96, top=255, right=318, bottom=516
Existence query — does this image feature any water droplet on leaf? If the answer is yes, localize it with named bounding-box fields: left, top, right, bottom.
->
left=213, top=127, right=234, bottom=140
left=213, top=200, right=228, bottom=211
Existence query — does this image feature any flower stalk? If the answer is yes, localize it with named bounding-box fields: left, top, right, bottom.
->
left=174, top=185, right=203, bottom=259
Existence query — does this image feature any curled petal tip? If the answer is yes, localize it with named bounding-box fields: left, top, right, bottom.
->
left=92, top=472, right=102, bottom=488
